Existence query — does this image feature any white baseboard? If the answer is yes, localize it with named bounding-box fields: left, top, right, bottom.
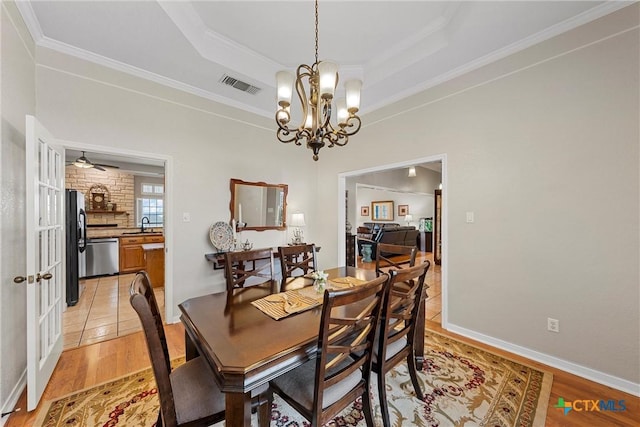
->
left=1, top=368, right=26, bottom=426
left=446, top=323, right=640, bottom=397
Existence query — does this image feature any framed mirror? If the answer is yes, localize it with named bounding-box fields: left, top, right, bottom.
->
left=230, top=179, right=288, bottom=231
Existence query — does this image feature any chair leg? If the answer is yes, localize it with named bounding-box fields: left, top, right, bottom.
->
left=407, top=354, right=424, bottom=400
left=377, top=372, right=391, bottom=427
left=258, top=389, right=273, bottom=427
left=362, top=388, right=375, bottom=427
left=156, top=410, right=163, bottom=427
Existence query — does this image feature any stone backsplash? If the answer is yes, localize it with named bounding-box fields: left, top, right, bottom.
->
left=65, top=166, right=135, bottom=228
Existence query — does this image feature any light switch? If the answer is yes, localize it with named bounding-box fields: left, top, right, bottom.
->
left=466, top=212, right=474, bottom=223
left=183, top=212, right=191, bottom=222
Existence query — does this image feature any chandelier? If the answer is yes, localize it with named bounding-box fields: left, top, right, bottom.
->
left=275, top=0, right=362, bottom=161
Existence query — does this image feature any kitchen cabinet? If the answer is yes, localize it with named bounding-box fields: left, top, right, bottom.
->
left=142, top=243, right=165, bottom=288
left=119, top=234, right=164, bottom=273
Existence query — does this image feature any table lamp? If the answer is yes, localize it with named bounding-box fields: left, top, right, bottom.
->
left=405, top=214, right=413, bottom=226
left=290, top=213, right=306, bottom=244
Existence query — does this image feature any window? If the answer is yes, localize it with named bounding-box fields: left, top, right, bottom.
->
left=137, top=198, right=163, bottom=227
left=141, top=183, right=164, bottom=195
left=137, top=182, right=164, bottom=227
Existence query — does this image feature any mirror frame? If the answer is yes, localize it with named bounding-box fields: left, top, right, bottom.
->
left=230, top=178, right=288, bottom=231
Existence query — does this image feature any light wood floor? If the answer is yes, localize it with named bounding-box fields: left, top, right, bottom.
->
left=6, top=254, right=639, bottom=426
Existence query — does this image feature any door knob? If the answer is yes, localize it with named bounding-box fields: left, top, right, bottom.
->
left=13, top=276, right=27, bottom=284
left=36, top=272, right=53, bottom=282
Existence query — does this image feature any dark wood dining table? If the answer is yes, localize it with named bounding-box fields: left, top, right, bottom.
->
left=178, top=265, right=425, bottom=426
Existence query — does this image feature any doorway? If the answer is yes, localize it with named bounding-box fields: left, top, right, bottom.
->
left=339, top=154, right=448, bottom=327
left=61, top=145, right=171, bottom=349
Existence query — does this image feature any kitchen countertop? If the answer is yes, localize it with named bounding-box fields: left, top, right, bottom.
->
left=87, top=228, right=163, bottom=239
left=141, top=243, right=164, bottom=251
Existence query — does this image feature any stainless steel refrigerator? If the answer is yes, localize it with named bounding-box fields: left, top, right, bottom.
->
left=65, top=189, right=87, bottom=306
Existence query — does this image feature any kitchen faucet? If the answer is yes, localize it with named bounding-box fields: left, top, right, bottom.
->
left=141, top=216, right=150, bottom=233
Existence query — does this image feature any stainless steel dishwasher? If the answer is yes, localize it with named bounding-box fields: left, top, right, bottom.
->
left=85, top=238, right=119, bottom=277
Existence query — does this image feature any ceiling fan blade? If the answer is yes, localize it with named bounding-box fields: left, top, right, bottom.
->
left=93, top=164, right=106, bottom=171
left=93, top=163, right=120, bottom=169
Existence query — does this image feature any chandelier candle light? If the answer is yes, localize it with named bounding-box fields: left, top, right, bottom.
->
left=275, top=0, right=362, bottom=161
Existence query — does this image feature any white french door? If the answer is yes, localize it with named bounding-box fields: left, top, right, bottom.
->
left=25, top=115, right=64, bottom=411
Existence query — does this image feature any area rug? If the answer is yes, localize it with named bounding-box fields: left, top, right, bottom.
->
left=34, top=331, right=552, bottom=427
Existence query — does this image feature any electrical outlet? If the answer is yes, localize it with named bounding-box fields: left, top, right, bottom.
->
left=547, top=317, right=559, bottom=333
left=182, top=212, right=191, bottom=222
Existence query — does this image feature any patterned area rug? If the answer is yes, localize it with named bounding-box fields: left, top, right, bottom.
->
left=34, top=331, right=552, bottom=426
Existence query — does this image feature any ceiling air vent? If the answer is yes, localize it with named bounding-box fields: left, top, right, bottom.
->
left=219, top=74, right=261, bottom=95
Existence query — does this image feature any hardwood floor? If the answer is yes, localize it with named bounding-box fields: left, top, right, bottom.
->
left=6, top=253, right=638, bottom=426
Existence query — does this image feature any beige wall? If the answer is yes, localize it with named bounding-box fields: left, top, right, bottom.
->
left=317, top=6, right=640, bottom=386
left=0, top=0, right=35, bottom=411
left=34, top=43, right=319, bottom=311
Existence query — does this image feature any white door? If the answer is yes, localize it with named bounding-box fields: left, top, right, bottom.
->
left=25, top=115, right=64, bottom=411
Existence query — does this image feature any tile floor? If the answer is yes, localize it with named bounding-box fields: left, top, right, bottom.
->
left=62, top=273, right=165, bottom=349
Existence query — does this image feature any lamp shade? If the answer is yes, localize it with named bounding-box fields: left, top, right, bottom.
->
left=336, top=98, right=348, bottom=125
left=318, top=61, right=338, bottom=98
left=405, top=214, right=413, bottom=223
left=345, top=79, right=362, bottom=112
left=276, top=71, right=294, bottom=106
left=290, top=213, right=306, bottom=227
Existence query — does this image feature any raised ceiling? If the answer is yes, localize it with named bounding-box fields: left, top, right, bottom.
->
left=17, top=1, right=629, bottom=121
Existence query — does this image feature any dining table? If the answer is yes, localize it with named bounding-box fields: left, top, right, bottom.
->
left=178, top=265, right=426, bottom=426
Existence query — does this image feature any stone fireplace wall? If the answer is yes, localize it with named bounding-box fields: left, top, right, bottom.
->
left=65, top=166, right=135, bottom=228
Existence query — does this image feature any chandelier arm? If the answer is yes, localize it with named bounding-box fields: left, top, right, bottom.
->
left=342, top=115, right=362, bottom=136
left=277, top=128, right=303, bottom=145
left=295, top=64, right=314, bottom=131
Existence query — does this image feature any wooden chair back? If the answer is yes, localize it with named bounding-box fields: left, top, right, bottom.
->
left=129, top=271, right=178, bottom=426
left=375, top=260, right=430, bottom=427
left=278, top=244, right=317, bottom=289
left=312, top=274, right=389, bottom=424
left=224, top=248, right=275, bottom=292
left=375, top=243, right=417, bottom=276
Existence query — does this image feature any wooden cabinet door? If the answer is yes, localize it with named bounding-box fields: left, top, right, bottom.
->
left=119, top=244, right=145, bottom=273
left=145, top=249, right=165, bottom=287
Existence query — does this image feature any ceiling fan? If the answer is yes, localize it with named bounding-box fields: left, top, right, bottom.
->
left=70, top=151, right=120, bottom=171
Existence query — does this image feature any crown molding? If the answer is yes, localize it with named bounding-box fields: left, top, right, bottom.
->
left=362, top=0, right=636, bottom=115
left=158, top=1, right=281, bottom=87
left=37, top=36, right=273, bottom=119
left=14, top=0, right=43, bottom=42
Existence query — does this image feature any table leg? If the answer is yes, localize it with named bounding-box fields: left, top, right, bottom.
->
left=185, top=330, right=199, bottom=361
left=225, top=391, right=252, bottom=426
left=414, top=298, right=425, bottom=369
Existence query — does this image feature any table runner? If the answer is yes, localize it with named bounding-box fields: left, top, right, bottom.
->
left=252, top=276, right=369, bottom=320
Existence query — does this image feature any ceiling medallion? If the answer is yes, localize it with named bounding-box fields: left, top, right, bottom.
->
left=275, top=0, right=362, bottom=161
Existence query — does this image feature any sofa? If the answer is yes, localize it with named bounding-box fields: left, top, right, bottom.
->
left=357, top=225, right=419, bottom=260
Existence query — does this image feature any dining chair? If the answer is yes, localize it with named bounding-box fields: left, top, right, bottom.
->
left=269, top=274, right=390, bottom=427
left=130, top=271, right=273, bottom=427
left=278, top=244, right=317, bottom=290
left=374, top=243, right=417, bottom=277
left=374, top=261, right=430, bottom=427
left=224, top=248, right=277, bottom=293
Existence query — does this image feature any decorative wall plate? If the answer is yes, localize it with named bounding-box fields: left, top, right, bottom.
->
left=209, top=221, right=233, bottom=251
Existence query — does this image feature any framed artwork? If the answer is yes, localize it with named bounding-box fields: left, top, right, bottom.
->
left=398, top=204, right=409, bottom=216
left=371, top=200, right=394, bottom=221
left=360, top=206, right=369, bottom=216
